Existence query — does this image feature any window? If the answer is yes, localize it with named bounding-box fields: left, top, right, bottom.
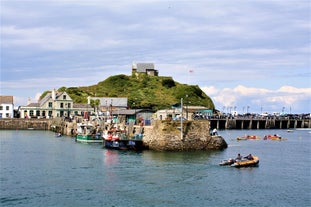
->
left=0, top=106, right=3, bottom=110
left=48, top=102, right=52, bottom=108
left=67, top=103, right=71, bottom=108
left=6, top=113, right=9, bottom=118
left=29, top=110, right=34, bottom=117
left=42, top=111, right=46, bottom=117
left=36, top=111, right=40, bottom=117
left=6, top=106, right=9, bottom=110
left=63, top=95, right=66, bottom=100
left=60, top=103, right=64, bottom=108
left=48, top=111, right=52, bottom=117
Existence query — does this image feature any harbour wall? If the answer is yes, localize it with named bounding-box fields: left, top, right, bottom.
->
left=0, top=118, right=228, bottom=151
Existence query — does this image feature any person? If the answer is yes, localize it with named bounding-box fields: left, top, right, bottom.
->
left=212, top=128, right=218, bottom=135
left=245, top=154, right=254, bottom=160
left=235, top=153, right=242, bottom=161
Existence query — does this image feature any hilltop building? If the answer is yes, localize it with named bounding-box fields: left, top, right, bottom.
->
left=19, top=89, right=93, bottom=119
left=0, top=96, right=14, bottom=118
left=132, top=63, right=158, bottom=76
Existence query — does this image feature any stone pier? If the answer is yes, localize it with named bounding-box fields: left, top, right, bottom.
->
left=143, top=120, right=227, bottom=151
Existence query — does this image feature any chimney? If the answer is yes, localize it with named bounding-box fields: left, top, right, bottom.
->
left=52, top=89, right=56, bottom=100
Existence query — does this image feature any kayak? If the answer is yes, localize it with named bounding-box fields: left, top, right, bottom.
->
left=237, top=135, right=260, bottom=140
left=264, top=135, right=287, bottom=141
left=231, top=156, right=259, bottom=168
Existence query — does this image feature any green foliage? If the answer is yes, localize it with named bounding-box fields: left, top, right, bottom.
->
left=39, top=91, right=51, bottom=100
left=162, top=78, right=176, bottom=88
left=56, top=74, right=214, bottom=110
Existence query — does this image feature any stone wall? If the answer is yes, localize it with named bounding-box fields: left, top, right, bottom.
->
left=0, top=118, right=50, bottom=130
left=143, top=120, right=227, bottom=151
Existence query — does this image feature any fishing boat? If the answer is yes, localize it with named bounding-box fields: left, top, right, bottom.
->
left=103, top=128, right=145, bottom=151
left=231, top=155, right=259, bottom=168
left=76, top=123, right=102, bottom=143
left=103, top=129, right=128, bottom=150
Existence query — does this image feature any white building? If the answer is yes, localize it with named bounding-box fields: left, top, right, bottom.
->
left=19, top=89, right=93, bottom=119
left=0, top=96, right=14, bottom=118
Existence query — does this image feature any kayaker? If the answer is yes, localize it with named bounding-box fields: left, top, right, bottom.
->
left=245, top=154, right=254, bottom=160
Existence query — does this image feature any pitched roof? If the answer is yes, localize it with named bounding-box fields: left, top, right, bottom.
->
left=73, top=103, right=92, bottom=109
left=27, top=103, right=40, bottom=107
left=0, top=96, right=14, bottom=104
left=89, top=97, right=128, bottom=107
left=136, top=63, right=155, bottom=73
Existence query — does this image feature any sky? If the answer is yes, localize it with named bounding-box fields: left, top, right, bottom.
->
left=1, top=0, right=310, bottom=114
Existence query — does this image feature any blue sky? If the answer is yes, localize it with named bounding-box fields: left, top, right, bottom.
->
left=1, top=0, right=310, bottom=114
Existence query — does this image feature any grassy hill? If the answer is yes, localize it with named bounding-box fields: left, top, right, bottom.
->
left=50, top=74, right=215, bottom=111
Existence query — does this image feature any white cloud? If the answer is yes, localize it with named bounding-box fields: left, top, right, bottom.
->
left=202, top=85, right=311, bottom=113
left=2, top=26, right=90, bottom=50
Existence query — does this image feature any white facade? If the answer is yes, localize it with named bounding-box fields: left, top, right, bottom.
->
left=19, top=90, right=93, bottom=119
left=0, top=96, right=14, bottom=118
left=0, top=103, right=14, bottom=118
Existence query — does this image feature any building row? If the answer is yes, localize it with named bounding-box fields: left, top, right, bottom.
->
left=0, top=90, right=211, bottom=125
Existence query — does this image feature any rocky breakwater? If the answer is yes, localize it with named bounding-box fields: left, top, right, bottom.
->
left=143, top=120, right=227, bottom=151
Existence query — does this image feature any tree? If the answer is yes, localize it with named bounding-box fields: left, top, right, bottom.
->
left=90, top=99, right=101, bottom=114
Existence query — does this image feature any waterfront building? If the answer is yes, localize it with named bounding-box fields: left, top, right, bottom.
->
left=87, top=97, right=128, bottom=113
left=0, top=96, right=14, bottom=118
left=19, top=89, right=93, bottom=119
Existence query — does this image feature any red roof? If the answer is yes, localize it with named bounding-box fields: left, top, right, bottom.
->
left=0, top=96, right=13, bottom=104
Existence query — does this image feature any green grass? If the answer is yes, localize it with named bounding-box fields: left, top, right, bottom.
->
left=41, top=74, right=215, bottom=111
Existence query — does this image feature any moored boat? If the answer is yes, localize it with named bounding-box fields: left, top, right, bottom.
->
left=76, top=123, right=102, bottom=143
left=103, top=128, right=146, bottom=151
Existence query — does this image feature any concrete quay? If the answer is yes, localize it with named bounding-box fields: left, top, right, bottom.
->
left=209, top=117, right=311, bottom=130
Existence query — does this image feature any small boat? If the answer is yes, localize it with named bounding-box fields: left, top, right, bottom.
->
left=76, top=123, right=102, bottom=143
left=237, top=135, right=260, bottom=140
left=231, top=156, right=259, bottom=168
left=264, top=134, right=287, bottom=141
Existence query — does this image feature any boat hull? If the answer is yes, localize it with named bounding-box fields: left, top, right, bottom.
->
left=104, top=139, right=146, bottom=151
left=76, top=135, right=103, bottom=143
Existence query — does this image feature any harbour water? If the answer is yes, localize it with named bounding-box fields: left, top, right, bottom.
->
left=1, top=129, right=310, bottom=207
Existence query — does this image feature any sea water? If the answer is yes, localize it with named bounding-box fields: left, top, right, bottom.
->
left=0, top=129, right=310, bottom=207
